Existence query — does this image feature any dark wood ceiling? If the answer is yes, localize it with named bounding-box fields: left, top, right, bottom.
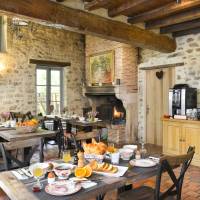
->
left=84, top=0, right=200, bottom=37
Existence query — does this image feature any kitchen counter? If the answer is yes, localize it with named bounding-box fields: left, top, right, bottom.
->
left=162, top=118, right=200, bottom=166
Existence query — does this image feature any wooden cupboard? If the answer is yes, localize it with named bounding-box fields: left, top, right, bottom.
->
left=163, top=118, right=200, bottom=166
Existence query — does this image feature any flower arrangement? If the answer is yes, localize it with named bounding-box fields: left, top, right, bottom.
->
left=1, top=112, right=10, bottom=121
left=87, top=111, right=98, bottom=122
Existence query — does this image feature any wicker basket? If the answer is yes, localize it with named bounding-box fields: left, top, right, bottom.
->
left=84, top=153, right=105, bottom=163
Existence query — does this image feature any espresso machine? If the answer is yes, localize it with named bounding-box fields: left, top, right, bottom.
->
left=169, top=84, right=197, bottom=116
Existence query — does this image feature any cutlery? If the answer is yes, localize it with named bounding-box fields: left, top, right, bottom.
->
left=12, top=170, right=28, bottom=180
left=21, top=168, right=33, bottom=178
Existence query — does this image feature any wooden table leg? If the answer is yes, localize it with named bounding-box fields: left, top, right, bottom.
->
left=39, top=138, right=44, bottom=162
left=0, top=144, right=8, bottom=170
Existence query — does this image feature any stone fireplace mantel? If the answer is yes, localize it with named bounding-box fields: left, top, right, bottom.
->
left=85, top=86, right=115, bottom=96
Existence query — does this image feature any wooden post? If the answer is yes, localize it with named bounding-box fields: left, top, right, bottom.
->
left=0, top=16, right=7, bottom=52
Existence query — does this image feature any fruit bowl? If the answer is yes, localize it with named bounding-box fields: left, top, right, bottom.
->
left=16, top=119, right=39, bottom=134
left=16, top=125, right=38, bottom=134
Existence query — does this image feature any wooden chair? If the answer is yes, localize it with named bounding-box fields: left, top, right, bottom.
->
left=0, top=138, right=41, bottom=171
left=65, top=129, right=101, bottom=149
left=118, top=146, right=195, bottom=200
left=42, top=117, right=65, bottom=158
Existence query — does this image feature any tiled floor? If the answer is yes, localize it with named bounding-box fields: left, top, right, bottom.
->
left=1, top=145, right=200, bottom=200
left=133, top=166, right=200, bottom=200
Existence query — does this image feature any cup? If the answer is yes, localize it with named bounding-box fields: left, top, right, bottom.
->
left=4, top=121, right=10, bottom=128
left=10, top=120, right=16, bottom=128
left=110, top=152, right=120, bottom=165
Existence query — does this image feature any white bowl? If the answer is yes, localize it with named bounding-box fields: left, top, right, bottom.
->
left=54, top=163, right=74, bottom=179
left=79, top=117, right=85, bottom=122
left=123, top=145, right=137, bottom=151
left=119, top=148, right=134, bottom=161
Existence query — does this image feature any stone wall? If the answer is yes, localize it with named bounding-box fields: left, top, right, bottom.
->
left=85, top=35, right=138, bottom=143
left=138, top=33, right=200, bottom=141
left=0, top=19, right=88, bottom=115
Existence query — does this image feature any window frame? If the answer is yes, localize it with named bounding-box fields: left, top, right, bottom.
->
left=36, top=65, right=64, bottom=115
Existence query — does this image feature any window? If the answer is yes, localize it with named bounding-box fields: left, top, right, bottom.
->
left=36, top=66, right=63, bottom=116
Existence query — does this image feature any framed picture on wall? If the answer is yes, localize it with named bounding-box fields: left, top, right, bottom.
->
left=89, top=50, right=115, bottom=86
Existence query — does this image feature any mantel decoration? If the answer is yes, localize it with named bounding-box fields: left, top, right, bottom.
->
left=89, top=50, right=114, bottom=86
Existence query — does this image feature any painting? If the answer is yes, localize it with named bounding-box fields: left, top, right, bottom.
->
left=89, top=51, right=114, bottom=86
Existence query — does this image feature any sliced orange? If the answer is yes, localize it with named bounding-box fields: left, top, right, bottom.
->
left=74, top=167, right=87, bottom=178
left=84, top=165, right=93, bottom=178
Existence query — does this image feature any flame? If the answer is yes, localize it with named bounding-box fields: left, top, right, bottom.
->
left=113, top=107, right=122, bottom=118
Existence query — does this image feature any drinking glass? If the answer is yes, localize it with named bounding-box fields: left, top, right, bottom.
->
left=111, top=152, right=120, bottom=165
left=63, top=150, right=72, bottom=163
left=107, top=142, right=115, bottom=153
left=33, top=167, right=44, bottom=189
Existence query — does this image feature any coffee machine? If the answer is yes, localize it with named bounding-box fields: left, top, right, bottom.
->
left=169, top=84, right=197, bottom=116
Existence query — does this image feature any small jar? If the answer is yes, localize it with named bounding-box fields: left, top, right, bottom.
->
left=135, top=150, right=141, bottom=160
left=47, top=172, right=55, bottom=184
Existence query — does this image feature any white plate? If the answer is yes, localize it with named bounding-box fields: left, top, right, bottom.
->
left=94, top=165, right=128, bottom=177
left=130, top=159, right=157, bottom=168
left=123, top=145, right=137, bottom=151
left=45, top=181, right=81, bottom=196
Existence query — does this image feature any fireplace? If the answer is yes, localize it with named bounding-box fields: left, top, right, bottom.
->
left=84, top=84, right=137, bottom=144
left=95, top=96, right=126, bottom=125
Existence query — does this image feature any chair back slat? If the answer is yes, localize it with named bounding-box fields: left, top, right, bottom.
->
left=155, top=146, right=195, bottom=200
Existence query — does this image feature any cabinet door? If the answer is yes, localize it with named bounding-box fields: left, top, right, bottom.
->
left=183, top=125, right=200, bottom=166
left=163, top=122, right=182, bottom=155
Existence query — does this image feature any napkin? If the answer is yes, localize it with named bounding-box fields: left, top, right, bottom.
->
left=12, top=170, right=28, bottom=180
left=81, top=181, right=97, bottom=189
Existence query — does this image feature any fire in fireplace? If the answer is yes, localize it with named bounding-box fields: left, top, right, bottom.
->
left=112, top=105, right=126, bottom=125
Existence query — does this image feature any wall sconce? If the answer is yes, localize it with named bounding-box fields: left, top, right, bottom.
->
left=116, top=79, right=121, bottom=85
left=0, top=62, right=5, bottom=71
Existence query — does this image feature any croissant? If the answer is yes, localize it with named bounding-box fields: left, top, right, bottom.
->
left=83, top=140, right=107, bottom=155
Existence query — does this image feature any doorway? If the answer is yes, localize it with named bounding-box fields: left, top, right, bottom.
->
left=146, top=67, right=175, bottom=146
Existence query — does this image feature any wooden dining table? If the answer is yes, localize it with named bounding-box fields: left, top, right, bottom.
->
left=0, top=129, right=56, bottom=170
left=0, top=159, right=158, bottom=200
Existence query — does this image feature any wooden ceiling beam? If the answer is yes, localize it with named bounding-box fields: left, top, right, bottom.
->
left=146, top=7, right=200, bottom=29
left=172, top=26, right=200, bottom=37
left=0, top=0, right=176, bottom=53
left=160, top=18, right=200, bottom=34
left=108, top=0, right=173, bottom=17
left=128, top=0, right=200, bottom=24
left=84, top=0, right=113, bottom=11
left=84, top=0, right=124, bottom=11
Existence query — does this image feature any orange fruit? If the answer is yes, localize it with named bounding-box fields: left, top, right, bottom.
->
left=74, top=167, right=87, bottom=178
left=84, top=166, right=92, bottom=178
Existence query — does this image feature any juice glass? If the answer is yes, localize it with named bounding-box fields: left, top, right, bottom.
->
left=62, top=150, right=71, bottom=163
left=33, top=167, right=43, bottom=189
